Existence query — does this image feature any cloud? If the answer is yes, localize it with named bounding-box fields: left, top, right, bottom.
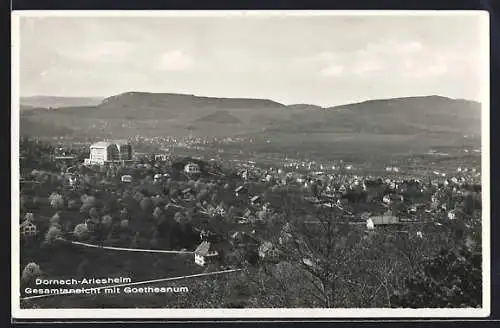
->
left=400, top=57, right=448, bottom=79
left=158, top=50, right=195, bottom=71
left=19, top=15, right=484, bottom=104
left=308, top=52, right=337, bottom=63
left=399, top=48, right=479, bottom=79
left=56, top=41, right=134, bottom=64
left=398, top=41, right=424, bottom=54
left=319, top=64, right=344, bottom=77
left=303, top=39, right=478, bottom=81
left=353, top=60, right=385, bottom=76
left=363, top=40, right=424, bottom=56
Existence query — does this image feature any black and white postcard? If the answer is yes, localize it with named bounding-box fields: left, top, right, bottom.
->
left=11, top=10, right=490, bottom=319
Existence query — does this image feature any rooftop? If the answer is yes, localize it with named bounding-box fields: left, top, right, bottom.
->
left=194, top=241, right=217, bottom=256
left=90, top=140, right=130, bottom=148
left=90, top=141, right=113, bottom=148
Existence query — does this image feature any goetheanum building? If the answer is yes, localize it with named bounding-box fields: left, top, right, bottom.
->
left=84, top=140, right=133, bottom=165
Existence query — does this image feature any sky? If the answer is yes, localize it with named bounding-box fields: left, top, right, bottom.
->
left=16, top=12, right=487, bottom=107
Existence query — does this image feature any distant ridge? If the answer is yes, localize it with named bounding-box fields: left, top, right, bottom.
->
left=19, top=92, right=481, bottom=145
left=99, top=91, right=287, bottom=110
left=194, top=110, right=242, bottom=124
left=327, top=95, right=480, bottom=111
left=287, top=104, right=324, bottom=110
left=20, top=96, right=103, bottom=109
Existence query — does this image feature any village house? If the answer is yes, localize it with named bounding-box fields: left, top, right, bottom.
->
left=383, top=193, right=404, bottom=205
left=278, top=223, right=293, bottom=245
left=68, top=174, right=79, bottom=187
left=154, top=154, right=168, bottom=162
left=194, top=241, right=219, bottom=266
left=302, top=258, right=318, bottom=269
left=239, top=169, right=249, bottom=180
left=430, top=194, right=441, bottom=209
left=181, top=187, right=196, bottom=200
left=230, top=231, right=259, bottom=248
left=215, top=203, right=227, bottom=216
left=121, top=175, right=132, bottom=183
left=250, top=195, right=261, bottom=206
left=153, top=174, right=163, bottom=183
left=184, top=162, right=201, bottom=175
left=369, top=210, right=400, bottom=226
left=262, top=202, right=272, bottom=213
left=237, top=208, right=254, bottom=224
left=408, top=203, right=427, bottom=214
left=20, top=214, right=38, bottom=238
left=258, top=241, right=279, bottom=262
left=366, top=218, right=375, bottom=230
left=234, top=185, right=247, bottom=198
left=205, top=204, right=217, bottom=217
left=296, top=176, right=306, bottom=184
left=338, top=184, right=347, bottom=194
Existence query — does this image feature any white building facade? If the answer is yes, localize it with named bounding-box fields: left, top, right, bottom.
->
left=85, top=140, right=132, bottom=165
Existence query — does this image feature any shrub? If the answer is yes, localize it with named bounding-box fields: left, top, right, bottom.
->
left=44, top=226, right=62, bottom=245
left=392, top=246, right=482, bottom=308
left=50, top=212, right=61, bottom=226
left=73, top=223, right=89, bottom=240
left=67, top=199, right=80, bottom=210
left=140, top=197, right=153, bottom=213
left=120, top=219, right=129, bottom=230
left=89, top=207, right=99, bottom=220
left=21, top=262, right=42, bottom=283
left=80, top=203, right=93, bottom=215
left=49, top=192, right=64, bottom=209
left=101, top=215, right=113, bottom=228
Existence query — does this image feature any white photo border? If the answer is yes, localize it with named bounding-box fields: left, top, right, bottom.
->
left=11, top=9, right=491, bottom=320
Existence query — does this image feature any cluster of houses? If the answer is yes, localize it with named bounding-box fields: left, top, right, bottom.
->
left=20, top=139, right=482, bottom=269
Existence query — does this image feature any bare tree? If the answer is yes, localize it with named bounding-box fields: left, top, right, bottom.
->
left=256, top=194, right=365, bottom=308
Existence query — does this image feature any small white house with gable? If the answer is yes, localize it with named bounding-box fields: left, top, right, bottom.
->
left=216, top=203, right=227, bottom=216
left=194, top=241, right=219, bottom=266
left=121, top=175, right=132, bottom=183
left=20, top=214, right=37, bottom=238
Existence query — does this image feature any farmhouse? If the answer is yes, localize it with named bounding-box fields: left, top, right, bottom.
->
left=194, top=241, right=219, bottom=266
